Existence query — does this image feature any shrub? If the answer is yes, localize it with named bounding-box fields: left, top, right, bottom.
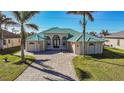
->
left=0, top=46, right=20, bottom=54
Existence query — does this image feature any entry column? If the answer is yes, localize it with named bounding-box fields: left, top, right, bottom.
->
left=50, top=35, right=53, bottom=49
left=60, top=35, right=63, bottom=50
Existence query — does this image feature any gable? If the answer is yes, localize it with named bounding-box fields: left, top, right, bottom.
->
left=41, top=27, right=80, bottom=36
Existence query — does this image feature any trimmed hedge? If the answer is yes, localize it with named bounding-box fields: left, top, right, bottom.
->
left=0, top=46, right=20, bottom=54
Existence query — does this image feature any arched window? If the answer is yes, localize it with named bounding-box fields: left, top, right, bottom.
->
left=53, top=35, right=60, bottom=40
left=53, top=35, right=60, bottom=48
left=62, top=36, right=67, bottom=45
left=46, top=36, right=51, bottom=45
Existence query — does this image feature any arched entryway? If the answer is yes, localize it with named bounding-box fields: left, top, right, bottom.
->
left=53, top=35, right=60, bottom=48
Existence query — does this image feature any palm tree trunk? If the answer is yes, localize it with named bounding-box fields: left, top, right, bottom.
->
left=1, top=29, right=3, bottom=50
left=83, top=14, right=86, bottom=57
left=21, top=24, right=25, bottom=62
left=0, top=26, right=3, bottom=51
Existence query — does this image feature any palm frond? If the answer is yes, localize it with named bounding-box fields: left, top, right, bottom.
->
left=5, top=21, right=19, bottom=27
left=12, top=11, right=21, bottom=23
left=67, top=11, right=94, bottom=21
left=86, top=12, right=94, bottom=21
left=22, top=11, right=39, bottom=23
left=79, top=20, right=83, bottom=28
left=0, top=14, right=6, bottom=24
left=26, top=23, right=39, bottom=31
left=1, top=18, right=12, bottom=24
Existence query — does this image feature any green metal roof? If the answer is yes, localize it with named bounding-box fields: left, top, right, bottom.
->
left=42, top=27, right=80, bottom=35
left=26, top=27, right=107, bottom=43
left=68, top=33, right=107, bottom=42
left=26, top=34, right=45, bottom=41
left=67, top=33, right=82, bottom=42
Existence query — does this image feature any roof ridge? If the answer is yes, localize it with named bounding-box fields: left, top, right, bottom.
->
left=41, top=27, right=80, bottom=33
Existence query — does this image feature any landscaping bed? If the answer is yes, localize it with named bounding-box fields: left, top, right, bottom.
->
left=73, top=47, right=124, bottom=80
left=0, top=46, right=20, bottom=54
left=0, top=54, right=34, bottom=81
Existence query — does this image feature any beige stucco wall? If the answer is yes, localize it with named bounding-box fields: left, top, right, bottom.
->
left=106, top=38, right=124, bottom=50
left=75, top=42, right=103, bottom=55
left=26, top=41, right=45, bottom=52
left=74, top=42, right=81, bottom=54
left=67, top=42, right=76, bottom=53
left=67, top=42, right=80, bottom=54
left=26, top=39, right=103, bottom=54
left=67, top=42, right=103, bottom=55
left=3, top=38, right=21, bottom=49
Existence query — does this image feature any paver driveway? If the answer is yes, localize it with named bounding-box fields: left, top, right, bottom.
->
left=15, top=51, right=78, bottom=81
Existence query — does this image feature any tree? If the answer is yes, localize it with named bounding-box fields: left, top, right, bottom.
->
left=26, top=32, right=36, bottom=37
left=89, top=31, right=97, bottom=36
left=67, top=11, right=94, bottom=56
left=0, top=12, right=17, bottom=50
left=11, top=28, right=19, bottom=34
left=11, top=11, right=39, bottom=62
left=100, top=29, right=110, bottom=36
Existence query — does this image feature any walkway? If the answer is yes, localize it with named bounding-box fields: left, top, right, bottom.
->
left=15, top=51, right=78, bottom=81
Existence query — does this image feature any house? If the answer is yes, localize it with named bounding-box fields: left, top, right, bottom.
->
left=0, top=30, right=21, bottom=50
left=105, top=31, right=124, bottom=50
left=26, top=27, right=106, bottom=55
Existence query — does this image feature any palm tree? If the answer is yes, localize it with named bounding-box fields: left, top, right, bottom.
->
left=89, top=31, right=97, bottom=36
left=11, top=11, right=39, bottom=62
left=0, top=12, right=17, bottom=50
left=67, top=11, right=94, bottom=56
left=100, top=29, right=110, bottom=36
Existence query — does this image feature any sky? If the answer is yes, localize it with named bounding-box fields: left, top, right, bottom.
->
left=4, top=11, right=124, bottom=33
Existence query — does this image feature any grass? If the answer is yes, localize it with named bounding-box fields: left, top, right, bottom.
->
left=0, top=54, right=34, bottom=81
left=73, top=47, right=124, bottom=81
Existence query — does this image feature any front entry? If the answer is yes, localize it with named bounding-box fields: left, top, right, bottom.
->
left=53, top=35, right=60, bottom=48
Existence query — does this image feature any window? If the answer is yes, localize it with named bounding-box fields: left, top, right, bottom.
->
left=29, top=42, right=35, bottom=44
left=3, top=40, right=6, bottom=45
left=89, top=43, right=94, bottom=46
left=46, top=36, right=51, bottom=45
left=8, top=40, right=10, bottom=43
left=62, top=36, right=67, bottom=45
left=117, top=39, right=120, bottom=46
left=18, top=39, right=20, bottom=43
left=76, top=43, right=79, bottom=47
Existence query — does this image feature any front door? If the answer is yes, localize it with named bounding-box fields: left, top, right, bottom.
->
left=53, top=35, right=60, bottom=48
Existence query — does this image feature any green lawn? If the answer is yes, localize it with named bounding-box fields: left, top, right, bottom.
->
left=73, top=47, right=124, bottom=81
left=0, top=54, right=34, bottom=81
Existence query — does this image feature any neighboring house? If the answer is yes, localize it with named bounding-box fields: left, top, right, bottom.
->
left=97, top=33, right=105, bottom=38
left=26, top=27, right=106, bottom=55
left=0, top=30, right=21, bottom=50
left=105, top=31, right=124, bottom=50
